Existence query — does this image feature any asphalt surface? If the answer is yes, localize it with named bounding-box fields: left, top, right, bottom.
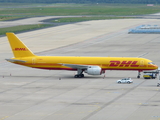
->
left=0, top=18, right=160, bottom=120
left=0, top=16, right=79, bottom=28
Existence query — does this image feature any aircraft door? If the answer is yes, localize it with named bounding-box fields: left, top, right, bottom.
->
left=140, top=60, right=144, bottom=67
left=32, top=58, right=36, bottom=64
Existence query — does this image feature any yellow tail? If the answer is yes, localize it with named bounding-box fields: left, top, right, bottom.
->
left=6, top=33, right=35, bottom=58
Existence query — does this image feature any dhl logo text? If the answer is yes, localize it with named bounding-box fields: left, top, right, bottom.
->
left=109, top=61, right=139, bottom=67
left=13, top=48, right=28, bottom=51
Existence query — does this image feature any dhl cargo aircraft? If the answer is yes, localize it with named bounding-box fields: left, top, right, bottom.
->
left=5, top=33, right=158, bottom=78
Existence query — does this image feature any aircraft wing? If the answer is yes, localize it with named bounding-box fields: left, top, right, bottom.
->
left=5, top=59, right=26, bottom=63
left=60, top=63, right=89, bottom=69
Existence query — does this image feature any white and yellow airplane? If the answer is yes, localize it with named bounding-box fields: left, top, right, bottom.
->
left=5, top=33, right=158, bottom=78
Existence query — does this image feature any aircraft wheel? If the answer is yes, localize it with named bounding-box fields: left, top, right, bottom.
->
left=74, top=74, right=84, bottom=78
left=77, top=75, right=80, bottom=78
left=81, top=74, right=84, bottom=78
left=74, top=75, right=78, bottom=78
left=137, top=76, right=140, bottom=78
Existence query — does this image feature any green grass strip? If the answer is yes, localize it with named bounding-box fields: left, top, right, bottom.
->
left=0, top=24, right=51, bottom=35
left=0, top=16, right=23, bottom=21
left=51, top=16, right=130, bottom=23
left=1, top=4, right=160, bottom=17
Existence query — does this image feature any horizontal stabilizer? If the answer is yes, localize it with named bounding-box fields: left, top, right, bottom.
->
left=5, top=59, right=26, bottom=63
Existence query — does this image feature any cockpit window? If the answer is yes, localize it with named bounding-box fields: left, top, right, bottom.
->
left=148, top=62, right=155, bottom=65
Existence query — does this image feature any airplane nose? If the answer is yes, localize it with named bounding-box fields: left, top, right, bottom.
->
left=155, top=65, right=158, bottom=69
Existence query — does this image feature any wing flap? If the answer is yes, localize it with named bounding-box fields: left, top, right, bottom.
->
left=59, top=63, right=89, bottom=69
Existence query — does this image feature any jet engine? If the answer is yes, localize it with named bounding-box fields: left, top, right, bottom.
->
left=85, top=66, right=104, bottom=75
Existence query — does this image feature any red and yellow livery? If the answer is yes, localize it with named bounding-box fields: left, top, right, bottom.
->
left=6, top=33, right=158, bottom=78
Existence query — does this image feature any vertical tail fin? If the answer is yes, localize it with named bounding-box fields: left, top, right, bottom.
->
left=6, top=33, right=35, bottom=58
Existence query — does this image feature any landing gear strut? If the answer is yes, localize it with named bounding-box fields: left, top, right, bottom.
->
left=137, top=71, right=141, bottom=78
left=74, top=69, right=84, bottom=78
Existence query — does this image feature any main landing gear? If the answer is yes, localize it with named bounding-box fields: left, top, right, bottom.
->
left=74, top=69, right=84, bottom=78
left=74, top=74, right=84, bottom=78
left=137, top=71, right=141, bottom=78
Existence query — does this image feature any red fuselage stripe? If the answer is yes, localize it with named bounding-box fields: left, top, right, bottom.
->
left=32, top=67, right=155, bottom=71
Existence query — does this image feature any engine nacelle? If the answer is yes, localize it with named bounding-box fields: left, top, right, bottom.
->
left=85, top=66, right=104, bottom=75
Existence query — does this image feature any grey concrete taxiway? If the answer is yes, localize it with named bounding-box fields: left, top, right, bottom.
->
left=0, top=18, right=160, bottom=120
left=0, top=16, right=79, bottom=28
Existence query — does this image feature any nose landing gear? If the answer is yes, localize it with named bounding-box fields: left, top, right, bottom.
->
left=137, top=71, right=141, bottom=78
